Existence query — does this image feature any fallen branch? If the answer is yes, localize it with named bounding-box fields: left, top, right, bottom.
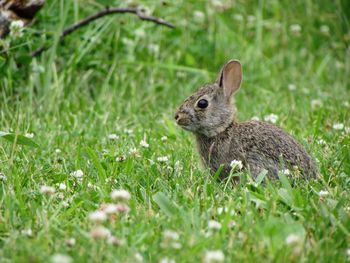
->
left=32, top=6, right=175, bottom=57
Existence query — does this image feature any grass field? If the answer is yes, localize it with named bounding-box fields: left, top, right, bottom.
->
left=1, top=0, right=350, bottom=262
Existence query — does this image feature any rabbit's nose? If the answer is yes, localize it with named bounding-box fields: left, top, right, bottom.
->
left=175, top=113, right=180, bottom=121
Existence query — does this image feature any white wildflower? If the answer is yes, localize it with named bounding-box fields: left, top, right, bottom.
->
left=333, top=123, right=344, bottom=130
left=116, top=155, right=126, bottom=162
left=282, top=169, right=291, bottom=176
left=21, top=228, right=33, bottom=237
left=88, top=211, right=107, bottom=223
left=103, top=204, right=118, bottom=215
left=208, top=220, right=221, bottom=230
left=210, top=0, right=225, bottom=11
left=59, top=183, right=66, bottom=191
left=288, top=84, right=297, bottom=91
left=62, top=201, right=70, bottom=208
left=157, top=156, right=169, bottom=162
left=159, top=258, right=175, bottom=263
left=174, top=160, right=183, bottom=173
left=124, top=129, right=134, bottom=135
left=50, top=253, right=72, bottom=263
left=25, top=133, right=34, bottom=138
left=318, top=190, right=329, bottom=197
left=65, top=238, right=76, bottom=247
left=111, top=189, right=131, bottom=201
left=230, top=159, right=243, bottom=170
left=134, top=252, right=143, bottom=262
left=285, top=234, right=300, bottom=245
left=115, top=204, right=130, bottom=213
left=40, top=185, right=55, bottom=195
left=135, top=28, right=146, bottom=38
left=217, top=207, right=228, bottom=214
left=247, top=15, right=256, bottom=24
left=55, top=148, right=62, bottom=153
left=90, top=226, right=111, bottom=239
left=108, top=134, right=119, bottom=140
left=264, top=114, right=278, bottom=124
left=161, top=136, right=168, bottom=141
left=10, top=20, right=24, bottom=38
left=129, top=147, right=140, bottom=157
left=163, top=230, right=179, bottom=241
left=347, top=248, right=350, bottom=258
left=344, top=127, right=350, bottom=134
left=107, top=235, right=123, bottom=246
left=121, top=38, right=135, bottom=46
left=0, top=172, right=7, bottom=182
left=233, top=14, right=243, bottom=21
left=317, top=139, right=326, bottom=145
left=290, top=24, right=302, bottom=35
left=149, top=159, right=155, bottom=165
left=148, top=43, right=160, bottom=54
left=140, top=139, right=149, bottom=148
left=193, top=11, right=205, bottom=23
left=320, top=25, right=330, bottom=35
left=311, top=99, right=322, bottom=109
left=251, top=116, right=260, bottom=121
left=203, top=250, right=225, bottom=263
left=70, top=169, right=84, bottom=178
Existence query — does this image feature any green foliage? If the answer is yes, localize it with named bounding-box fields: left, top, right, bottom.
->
left=0, top=0, right=349, bottom=262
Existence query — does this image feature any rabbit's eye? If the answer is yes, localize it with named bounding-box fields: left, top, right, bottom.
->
left=197, top=99, right=208, bottom=109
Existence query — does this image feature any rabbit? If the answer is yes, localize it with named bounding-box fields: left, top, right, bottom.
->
left=174, top=59, right=318, bottom=180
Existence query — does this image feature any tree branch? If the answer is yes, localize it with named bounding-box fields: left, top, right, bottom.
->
left=32, top=6, right=175, bottom=57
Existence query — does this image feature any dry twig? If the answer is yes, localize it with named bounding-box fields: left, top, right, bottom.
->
left=32, top=6, right=175, bottom=57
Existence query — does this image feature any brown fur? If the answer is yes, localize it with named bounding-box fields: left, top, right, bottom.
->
left=175, top=60, right=318, bottom=179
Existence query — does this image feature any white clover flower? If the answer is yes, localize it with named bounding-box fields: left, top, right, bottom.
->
left=10, top=20, right=24, bottom=38
left=55, top=148, right=62, bottom=153
left=251, top=116, right=260, bottom=121
left=140, top=139, right=149, bottom=148
left=247, top=15, right=256, bottom=23
left=264, top=114, right=278, bottom=124
left=230, top=159, right=243, bottom=170
left=344, top=127, right=350, bottom=134
left=59, top=183, right=66, bottom=191
left=116, top=155, right=126, bottom=162
left=0, top=172, right=7, bottom=182
left=51, top=253, right=72, bottom=263
left=70, top=169, right=84, bottom=178
left=333, top=123, right=344, bottom=130
left=111, top=189, right=131, bottom=201
left=65, top=238, right=76, bottom=247
left=193, top=10, right=205, bottom=23
left=290, top=24, right=302, bottom=35
left=135, top=28, right=146, bottom=38
left=320, top=25, right=330, bottom=35
left=134, top=252, right=143, bottom=262
left=317, top=139, right=326, bottom=145
left=108, top=235, right=123, bottom=246
left=163, top=230, right=179, bottom=241
left=285, top=234, right=300, bottom=245
left=233, top=14, right=243, bottom=21
left=203, top=250, right=225, bottom=263
left=149, top=159, right=155, bottom=166
left=124, top=128, right=134, bottom=135
left=161, top=136, right=168, bottom=141
left=157, top=156, right=169, bottom=162
left=318, top=190, right=329, bottom=197
left=159, top=258, right=175, bottom=263
left=347, top=248, right=350, bottom=257
left=282, top=169, right=291, bottom=176
left=311, top=99, right=322, bottom=109
left=62, top=201, right=70, bottom=208
left=210, top=0, right=225, bottom=11
left=102, top=204, right=119, bottom=214
left=174, top=160, right=183, bottom=173
left=208, top=220, right=221, bottom=230
left=40, top=185, right=55, bottom=195
left=148, top=43, right=160, bottom=54
left=115, top=204, right=130, bottom=213
left=108, top=134, right=119, bottom=140
left=25, top=133, right=34, bottom=138
left=217, top=207, right=228, bottom=214
left=90, top=226, right=111, bottom=239
left=288, top=84, right=297, bottom=91
left=21, top=228, right=33, bottom=237
left=88, top=211, right=107, bottom=223
left=129, top=148, right=140, bottom=157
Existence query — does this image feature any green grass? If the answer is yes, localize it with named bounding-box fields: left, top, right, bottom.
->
left=1, top=0, right=350, bottom=262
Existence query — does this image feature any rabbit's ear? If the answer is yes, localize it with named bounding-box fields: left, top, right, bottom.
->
left=217, top=60, right=242, bottom=97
